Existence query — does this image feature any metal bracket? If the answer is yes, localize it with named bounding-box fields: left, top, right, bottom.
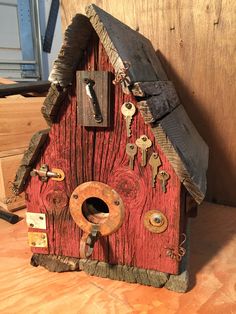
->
left=80, top=226, right=100, bottom=259
left=84, top=78, right=103, bottom=123
left=30, top=164, right=65, bottom=182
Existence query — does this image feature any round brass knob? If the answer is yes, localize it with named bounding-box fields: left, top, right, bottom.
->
left=149, top=213, right=164, bottom=227
left=144, top=210, right=168, bottom=233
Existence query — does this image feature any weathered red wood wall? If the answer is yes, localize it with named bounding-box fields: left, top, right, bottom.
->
left=60, top=0, right=236, bottom=206
left=26, top=35, right=183, bottom=274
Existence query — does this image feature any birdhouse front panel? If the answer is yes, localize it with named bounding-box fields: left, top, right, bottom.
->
left=14, top=5, right=208, bottom=292
left=25, top=35, right=184, bottom=274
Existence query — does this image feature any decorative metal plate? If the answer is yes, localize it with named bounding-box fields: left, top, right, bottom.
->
left=26, top=212, right=46, bottom=229
left=70, top=181, right=125, bottom=236
left=28, top=232, right=48, bottom=247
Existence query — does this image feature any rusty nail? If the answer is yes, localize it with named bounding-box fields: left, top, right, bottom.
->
left=142, top=136, right=147, bottom=141
left=114, top=200, right=120, bottom=206
left=31, top=242, right=36, bottom=246
left=73, top=194, right=78, bottom=199
left=130, top=144, right=134, bottom=149
left=39, top=216, right=44, bottom=220
left=30, top=223, right=34, bottom=227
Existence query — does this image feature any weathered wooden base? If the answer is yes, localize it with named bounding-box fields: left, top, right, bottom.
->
left=31, top=254, right=189, bottom=293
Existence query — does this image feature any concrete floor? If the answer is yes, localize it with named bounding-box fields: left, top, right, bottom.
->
left=0, top=202, right=236, bottom=314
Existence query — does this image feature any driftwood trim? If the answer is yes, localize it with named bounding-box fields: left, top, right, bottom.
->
left=48, top=14, right=93, bottom=87
left=41, top=84, right=69, bottom=126
left=13, top=129, right=49, bottom=195
left=30, top=254, right=188, bottom=292
left=134, top=81, right=181, bottom=123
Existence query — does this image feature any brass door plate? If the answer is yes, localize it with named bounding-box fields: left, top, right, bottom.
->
left=77, top=71, right=112, bottom=127
left=26, top=212, right=46, bottom=229
left=70, top=181, right=125, bottom=236
left=28, top=232, right=48, bottom=247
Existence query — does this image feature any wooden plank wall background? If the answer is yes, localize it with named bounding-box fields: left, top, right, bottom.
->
left=60, top=0, right=236, bottom=206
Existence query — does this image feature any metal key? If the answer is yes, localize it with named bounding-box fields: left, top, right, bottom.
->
left=121, top=102, right=136, bottom=137
left=135, top=135, right=152, bottom=166
left=148, top=153, right=162, bottom=187
left=157, top=170, right=170, bottom=193
left=126, top=143, right=138, bottom=170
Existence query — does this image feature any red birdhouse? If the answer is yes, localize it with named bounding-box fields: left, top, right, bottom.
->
left=14, top=4, right=208, bottom=293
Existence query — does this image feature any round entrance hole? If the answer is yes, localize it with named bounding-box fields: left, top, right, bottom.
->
left=82, top=197, right=109, bottom=224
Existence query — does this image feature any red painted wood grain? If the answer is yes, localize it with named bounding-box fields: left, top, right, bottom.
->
left=26, top=33, right=183, bottom=274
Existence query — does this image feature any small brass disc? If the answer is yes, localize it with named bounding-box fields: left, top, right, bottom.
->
left=51, top=168, right=65, bottom=181
left=144, top=210, right=168, bottom=233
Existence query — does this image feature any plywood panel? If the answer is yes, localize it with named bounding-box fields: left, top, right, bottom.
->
left=1, top=203, right=236, bottom=313
left=60, top=0, right=236, bottom=206
left=0, top=97, right=48, bottom=151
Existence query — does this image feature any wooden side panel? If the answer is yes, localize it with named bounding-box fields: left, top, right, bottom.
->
left=26, top=41, right=183, bottom=275
left=60, top=0, right=236, bottom=206
left=0, top=153, right=25, bottom=211
left=0, top=97, right=48, bottom=151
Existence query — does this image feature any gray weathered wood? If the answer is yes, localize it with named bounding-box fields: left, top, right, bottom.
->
left=49, top=14, right=93, bottom=87
left=30, top=254, right=171, bottom=289
left=135, top=81, right=180, bottom=123
left=86, top=4, right=168, bottom=94
left=164, top=221, right=190, bottom=293
left=152, top=105, right=209, bottom=203
left=41, top=83, right=68, bottom=126
left=13, top=129, right=50, bottom=195
left=132, top=81, right=177, bottom=97
left=31, top=254, right=80, bottom=272
left=77, top=71, right=111, bottom=127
